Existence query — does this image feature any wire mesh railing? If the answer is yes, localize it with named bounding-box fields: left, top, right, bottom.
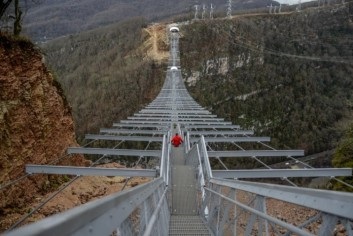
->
left=5, top=177, right=170, bottom=236
left=187, top=135, right=353, bottom=236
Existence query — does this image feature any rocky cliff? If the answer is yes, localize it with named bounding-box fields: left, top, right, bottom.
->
left=0, top=33, right=87, bottom=230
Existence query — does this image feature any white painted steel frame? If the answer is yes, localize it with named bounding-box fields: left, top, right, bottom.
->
left=67, top=147, right=161, bottom=157
left=85, top=134, right=163, bottom=142
left=100, top=128, right=166, bottom=134
left=210, top=178, right=353, bottom=219
left=208, top=150, right=304, bottom=157
left=192, top=136, right=271, bottom=142
left=26, top=165, right=157, bottom=177
left=212, top=168, right=353, bottom=178
left=134, top=113, right=217, bottom=118
left=139, top=109, right=211, bottom=114
left=185, top=124, right=240, bottom=129
left=120, top=120, right=232, bottom=125
left=126, top=117, right=224, bottom=121
left=112, top=123, right=169, bottom=129
left=190, top=130, right=254, bottom=135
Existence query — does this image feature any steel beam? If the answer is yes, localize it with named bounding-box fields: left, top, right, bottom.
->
left=134, top=113, right=217, bottom=118
left=127, top=117, right=224, bottom=122
left=112, top=123, right=169, bottom=129
left=146, top=107, right=198, bottom=109
left=148, top=102, right=198, bottom=104
left=146, top=104, right=200, bottom=106
left=148, top=103, right=197, bottom=105
left=212, top=168, right=353, bottom=178
left=191, top=137, right=271, bottom=143
left=147, top=104, right=201, bottom=107
left=100, top=128, right=166, bottom=135
left=190, top=130, right=254, bottom=135
left=139, top=109, right=210, bottom=114
left=185, top=125, right=240, bottom=129
left=208, top=150, right=304, bottom=157
left=26, top=165, right=157, bottom=177
left=210, top=178, right=353, bottom=219
left=154, top=97, right=193, bottom=98
left=85, top=134, right=163, bottom=142
left=160, top=89, right=187, bottom=91
left=153, top=99, right=190, bottom=101
left=141, top=108, right=207, bottom=112
left=67, top=147, right=161, bottom=157
left=120, top=120, right=232, bottom=125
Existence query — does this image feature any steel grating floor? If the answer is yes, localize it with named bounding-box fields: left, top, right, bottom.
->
left=169, top=215, right=211, bottom=236
left=169, top=142, right=211, bottom=235
left=171, top=165, right=197, bottom=215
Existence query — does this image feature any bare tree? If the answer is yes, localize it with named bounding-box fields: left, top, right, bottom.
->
left=0, top=0, right=13, bottom=19
left=1, top=0, right=23, bottom=36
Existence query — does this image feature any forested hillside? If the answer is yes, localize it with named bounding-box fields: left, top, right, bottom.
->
left=41, top=18, right=166, bottom=141
left=22, top=0, right=277, bottom=41
left=180, top=3, right=353, bottom=155
left=332, top=122, right=353, bottom=190
left=41, top=3, right=352, bottom=168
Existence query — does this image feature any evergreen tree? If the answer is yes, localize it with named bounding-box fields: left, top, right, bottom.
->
left=332, top=124, right=353, bottom=192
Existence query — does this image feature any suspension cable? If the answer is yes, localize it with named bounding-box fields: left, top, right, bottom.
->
left=0, top=139, right=98, bottom=191
left=122, top=138, right=154, bottom=191
left=7, top=135, right=132, bottom=230
left=255, top=136, right=353, bottom=190
left=207, top=19, right=353, bottom=65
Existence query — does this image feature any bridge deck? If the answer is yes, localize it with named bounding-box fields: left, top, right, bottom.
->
left=169, top=129, right=211, bottom=235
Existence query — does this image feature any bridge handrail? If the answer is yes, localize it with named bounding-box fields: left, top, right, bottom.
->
left=5, top=178, right=169, bottom=236
left=143, top=186, right=169, bottom=236
left=187, top=136, right=353, bottom=235
left=203, top=178, right=353, bottom=235
left=160, top=134, right=168, bottom=183
left=186, top=131, right=191, bottom=152
left=200, top=136, right=213, bottom=180
left=203, top=186, right=315, bottom=236
left=211, top=178, right=353, bottom=220
left=186, top=135, right=212, bottom=181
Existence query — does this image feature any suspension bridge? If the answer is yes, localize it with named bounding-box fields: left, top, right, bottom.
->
left=4, top=25, right=353, bottom=236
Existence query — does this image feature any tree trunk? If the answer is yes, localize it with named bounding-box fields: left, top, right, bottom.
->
left=13, top=0, right=21, bottom=36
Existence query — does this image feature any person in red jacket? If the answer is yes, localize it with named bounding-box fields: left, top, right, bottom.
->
left=171, top=133, right=183, bottom=147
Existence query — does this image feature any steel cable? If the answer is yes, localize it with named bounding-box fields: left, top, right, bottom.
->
left=0, top=139, right=98, bottom=191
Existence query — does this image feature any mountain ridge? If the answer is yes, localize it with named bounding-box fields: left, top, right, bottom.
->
left=22, top=0, right=279, bottom=41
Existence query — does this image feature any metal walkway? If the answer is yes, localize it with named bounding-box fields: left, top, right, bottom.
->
left=5, top=25, right=353, bottom=236
left=169, top=134, right=210, bottom=235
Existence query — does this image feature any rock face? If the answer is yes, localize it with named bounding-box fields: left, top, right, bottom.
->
left=0, top=34, right=86, bottom=231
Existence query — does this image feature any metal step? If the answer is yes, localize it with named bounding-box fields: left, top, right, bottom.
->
left=169, top=215, right=211, bottom=236
left=169, top=230, right=210, bottom=235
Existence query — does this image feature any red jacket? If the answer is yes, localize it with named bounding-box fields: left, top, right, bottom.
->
left=171, top=135, right=183, bottom=146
